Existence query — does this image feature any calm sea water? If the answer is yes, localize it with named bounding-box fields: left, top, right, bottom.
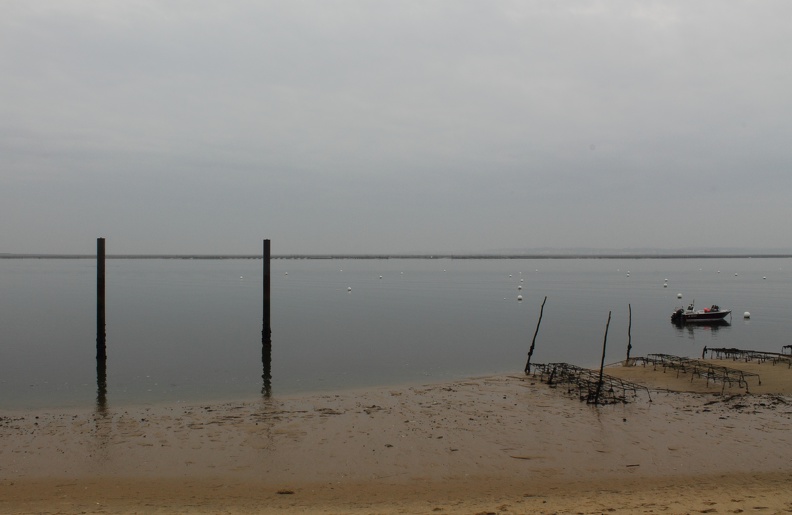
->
left=1, top=257, right=791, bottom=410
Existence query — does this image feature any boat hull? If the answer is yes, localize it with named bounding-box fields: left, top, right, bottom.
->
left=671, top=307, right=731, bottom=323
left=680, top=310, right=731, bottom=322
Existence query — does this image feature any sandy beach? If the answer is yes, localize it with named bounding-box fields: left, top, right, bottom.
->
left=2, top=358, right=792, bottom=514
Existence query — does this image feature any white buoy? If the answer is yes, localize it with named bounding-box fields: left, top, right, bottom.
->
left=518, top=285, right=522, bottom=290
left=677, top=293, right=682, bottom=299
left=509, top=274, right=512, bottom=278
left=347, top=287, right=352, bottom=292
left=520, top=278, right=524, bottom=283
left=663, top=283, right=668, bottom=288
left=240, top=276, right=243, bottom=279
left=517, top=295, right=523, bottom=301
left=379, top=275, right=383, bottom=279
left=735, top=273, right=738, bottom=276
left=763, top=276, right=767, bottom=280
left=284, top=272, right=288, bottom=275
left=744, top=311, right=751, bottom=319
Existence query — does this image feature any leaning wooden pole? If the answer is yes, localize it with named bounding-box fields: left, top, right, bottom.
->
left=96, top=237, right=106, bottom=360
left=524, top=296, right=547, bottom=374
left=593, top=311, right=612, bottom=405
left=625, top=303, right=632, bottom=364
left=263, top=239, right=271, bottom=337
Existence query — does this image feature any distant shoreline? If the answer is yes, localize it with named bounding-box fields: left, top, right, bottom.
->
left=2, top=253, right=792, bottom=260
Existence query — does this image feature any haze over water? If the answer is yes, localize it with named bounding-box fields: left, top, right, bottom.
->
left=1, top=256, right=791, bottom=410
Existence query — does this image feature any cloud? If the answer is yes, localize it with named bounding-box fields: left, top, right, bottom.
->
left=2, top=1, right=791, bottom=253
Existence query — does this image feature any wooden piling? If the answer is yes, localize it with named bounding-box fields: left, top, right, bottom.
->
left=261, top=239, right=272, bottom=397
left=263, top=239, right=271, bottom=337
left=96, top=237, right=106, bottom=360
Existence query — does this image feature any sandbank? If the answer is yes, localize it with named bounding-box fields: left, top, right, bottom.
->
left=2, top=359, right=792, bottom=514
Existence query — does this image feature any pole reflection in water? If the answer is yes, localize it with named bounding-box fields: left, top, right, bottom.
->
left=93, top=353, right=111, bottom=468
left=262, top=334, right=272, bottom=398
left=96, top=356, right=108, bottom=414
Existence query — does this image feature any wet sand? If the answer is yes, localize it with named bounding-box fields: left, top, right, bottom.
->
left=2, top=359, right=792, bottom=514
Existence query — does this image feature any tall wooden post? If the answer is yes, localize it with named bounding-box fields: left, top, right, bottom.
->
left=263, top=239, right=271, bottom=337
left=261, top=239, right=272, bottom=397
left=96, top=237, right=106, bottom=360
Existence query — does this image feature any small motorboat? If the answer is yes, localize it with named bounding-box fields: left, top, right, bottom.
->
left=671, top=302, right=731, bottom=323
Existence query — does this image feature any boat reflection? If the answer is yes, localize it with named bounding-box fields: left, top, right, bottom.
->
left=672, top=318, right=731, bottom=335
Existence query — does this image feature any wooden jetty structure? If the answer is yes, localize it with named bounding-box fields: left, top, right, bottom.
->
left=529, top=362, right=651, bottom=404
left=629, top=353, right=761, bottom=393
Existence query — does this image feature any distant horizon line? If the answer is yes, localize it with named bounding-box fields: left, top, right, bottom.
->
left=3, top=252, right=792, bottom=260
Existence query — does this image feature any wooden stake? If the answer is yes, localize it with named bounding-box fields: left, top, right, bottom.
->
left=593, top=311, right=612, bottom=405
left=625, top=303, right=632, bottom=364
left=524, top=296, right=547, bottom=374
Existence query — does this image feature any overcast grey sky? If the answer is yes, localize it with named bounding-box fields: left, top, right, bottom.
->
left=2, top=1, right=791, bottom=254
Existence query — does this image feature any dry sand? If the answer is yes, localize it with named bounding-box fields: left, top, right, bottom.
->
left=2, top=358, right=792, bottom=514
